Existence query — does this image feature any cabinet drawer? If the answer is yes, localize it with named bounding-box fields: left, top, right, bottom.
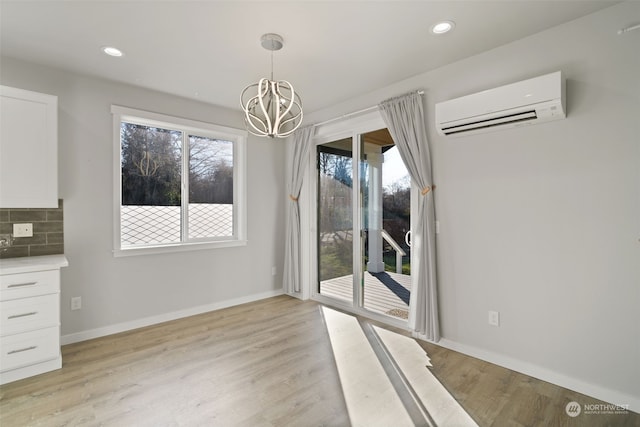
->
left=0, top=294, right=59, bottom=336
left=0, top=270, right=59, bottom=301
left=0, top=326, right=60, bottom=372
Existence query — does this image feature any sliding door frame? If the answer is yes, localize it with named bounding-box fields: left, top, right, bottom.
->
left=304, top=110, right=409, bottom=329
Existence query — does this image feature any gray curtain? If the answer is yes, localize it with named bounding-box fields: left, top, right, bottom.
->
left=283, top=126, right=315, bottom=294
left=378, top=92, right=440, bottom=342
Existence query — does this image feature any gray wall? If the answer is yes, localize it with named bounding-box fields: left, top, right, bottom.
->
left=0, top=58, right=287, bottom=340
left=306, top=1, right=639, bottom=409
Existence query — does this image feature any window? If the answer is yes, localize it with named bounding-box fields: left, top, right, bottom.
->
left=112, top=106, right=246, bottom=256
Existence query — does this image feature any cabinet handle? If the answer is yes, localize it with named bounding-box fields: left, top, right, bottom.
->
left=8, top=311, right=38, bottom=319
left=7, top=282, right=37, bottom=288
left=8, top=346, right=37, bottom=355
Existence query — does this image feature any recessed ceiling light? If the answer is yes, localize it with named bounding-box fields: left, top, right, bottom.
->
left=101, top=46, right=124, bottom=57
left=431, top=21, right=455, bottom=35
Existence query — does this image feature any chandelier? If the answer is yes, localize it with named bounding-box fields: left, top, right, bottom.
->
left=240, top=34, right=303, bottom=138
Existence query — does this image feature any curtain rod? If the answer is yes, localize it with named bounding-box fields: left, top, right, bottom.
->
left=313, top=90, right=424, bottom=128
left=618, top=23, right=640, bottom=34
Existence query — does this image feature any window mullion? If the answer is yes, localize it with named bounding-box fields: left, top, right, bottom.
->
left=353, top=131, right=363, bottom=309
left=181, top=131, right=189, bottom=242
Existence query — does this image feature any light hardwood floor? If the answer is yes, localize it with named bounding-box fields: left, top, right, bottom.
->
left=1, top=295, right=637, bottom=426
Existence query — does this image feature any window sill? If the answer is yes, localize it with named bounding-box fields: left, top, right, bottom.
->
left=113, top=239, right=248, bottom=257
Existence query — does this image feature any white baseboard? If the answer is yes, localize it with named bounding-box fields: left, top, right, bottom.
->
left=61, top=289, right=284, bottom=345
left=436, top=338, right=640, bottom=414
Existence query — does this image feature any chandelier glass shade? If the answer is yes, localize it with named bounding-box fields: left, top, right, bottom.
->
left=240, top=34, right=303, bottom=138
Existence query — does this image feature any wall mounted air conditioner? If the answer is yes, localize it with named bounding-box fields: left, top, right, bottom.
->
left=435, top=71, right=566, bottom=137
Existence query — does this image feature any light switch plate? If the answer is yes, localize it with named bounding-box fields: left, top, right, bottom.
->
left=13, top=223, right=33, bottom=237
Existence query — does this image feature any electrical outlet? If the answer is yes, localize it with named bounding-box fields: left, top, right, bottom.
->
left=488, top=310, right=500, bottom=327
left=0, top=234, right=12, bottom=247
left=71, top=297, right=82, bottom=311
left=272, top=266, right=277, bottom=276
left=13, top=223, right=33, bottom=238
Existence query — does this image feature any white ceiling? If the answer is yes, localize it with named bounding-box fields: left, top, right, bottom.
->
left=0, top=1, right=619, bottom=114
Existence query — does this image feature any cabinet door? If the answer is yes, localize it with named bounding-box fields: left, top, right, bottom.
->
left=0, top=85, right=58, bottom=208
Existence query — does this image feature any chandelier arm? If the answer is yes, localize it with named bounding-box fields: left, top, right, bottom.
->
left=277, top=102, right=303, bottom=135
left=240, top=84, right=257, bottom=114
left=270, top=81, right=284, bottom=134
left=245, top=110, right=269, bottom=135
left=245, top=125, right=269, bottom=137
left=257, top=79, right=274, bottom=135
left=278, top=101, right=302, bottom=121
left=274, top=81, right=295, bottom=130
left=243, top=110, right=269, bottom=136
left=276, top=91, right=302, bottom=128
left=272, top=116, right=302, bottom=138
left=242, top=86, right=270, bottom=136
left=241, top=85, right=268, bottom=135
left=279, top=112, right=302, bottom=129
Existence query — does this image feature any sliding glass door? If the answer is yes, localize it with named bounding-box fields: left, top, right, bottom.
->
left=317, top=137, right=354, bottom=304
left=317, top=128, right=412, bottom=322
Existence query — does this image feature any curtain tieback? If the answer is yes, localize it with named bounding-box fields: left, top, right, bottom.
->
left=421, top=185, right=436, bottom=196
left=289, top=194, right=299, bottom=202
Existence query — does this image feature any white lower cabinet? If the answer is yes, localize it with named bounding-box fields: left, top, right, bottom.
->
left=0, top=256, right=67, bottom=384
left=1, top=327, right=60, bottom=373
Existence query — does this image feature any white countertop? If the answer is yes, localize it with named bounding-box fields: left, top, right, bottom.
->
left=0, top=254, right=68, bottom=275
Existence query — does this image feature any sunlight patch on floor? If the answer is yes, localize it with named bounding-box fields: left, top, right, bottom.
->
left=322, top=306, right=478, bottom=427
left=374, top=326, right=478, bottom=426
left=322, top=307, right=415, bottom=426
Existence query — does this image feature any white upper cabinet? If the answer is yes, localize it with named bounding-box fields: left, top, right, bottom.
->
left=0, top=85, right=58, bottom=208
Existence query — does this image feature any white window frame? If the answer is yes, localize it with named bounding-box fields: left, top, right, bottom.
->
left=112, top=105, right=247, bottom=257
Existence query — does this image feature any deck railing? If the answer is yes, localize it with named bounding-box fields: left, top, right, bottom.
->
left=381, top=229, right=406, bottom=274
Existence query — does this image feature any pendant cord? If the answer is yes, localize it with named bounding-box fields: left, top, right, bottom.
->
left=270, top=49, right=274, bottom=81
left=618, top=23, right=640, bottom=34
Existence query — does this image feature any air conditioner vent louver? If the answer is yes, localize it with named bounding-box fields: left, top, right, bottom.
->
left=435, top=72, right=565, bottom=137
left=441, top=110, right=537, bottom=135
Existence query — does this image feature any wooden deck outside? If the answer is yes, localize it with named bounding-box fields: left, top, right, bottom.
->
left=320, top=271, right=411, bottom=319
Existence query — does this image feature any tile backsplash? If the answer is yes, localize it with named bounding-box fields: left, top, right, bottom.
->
left=0, top=200, right=64, bottom=259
